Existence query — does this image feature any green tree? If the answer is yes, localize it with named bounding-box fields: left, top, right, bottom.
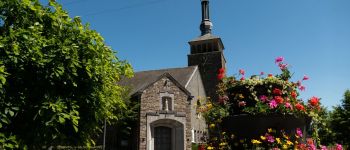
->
left=329, top=90, right=350, bottom=146
left=0, top=0, right=133, bottom=148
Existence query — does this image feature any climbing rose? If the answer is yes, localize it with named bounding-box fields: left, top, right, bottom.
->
left=275, top=56, right=284, bottom=63
left=239, top=69, right=245, bottom=75
left=309, top=96, right=320, bottom=106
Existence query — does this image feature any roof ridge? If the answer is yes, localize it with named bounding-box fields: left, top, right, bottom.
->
left=134, top=66, right=197, bottom=74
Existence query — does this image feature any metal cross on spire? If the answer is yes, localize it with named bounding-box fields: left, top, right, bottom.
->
left=200, top=0, right=213, bottom=35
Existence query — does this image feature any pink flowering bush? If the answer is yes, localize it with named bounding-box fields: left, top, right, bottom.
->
left=201, top=57, right=339, bottom=149
left=216, top=57, right=321, bottom=117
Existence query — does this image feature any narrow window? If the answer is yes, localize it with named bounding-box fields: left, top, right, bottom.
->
left=161, top=96, right=172, bottom=111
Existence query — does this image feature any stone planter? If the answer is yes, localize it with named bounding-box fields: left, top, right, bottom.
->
left=222, top=114, right=311, bottom=139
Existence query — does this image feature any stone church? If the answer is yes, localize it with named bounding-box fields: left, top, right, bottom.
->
left=115, top=0, right=226, bottom=149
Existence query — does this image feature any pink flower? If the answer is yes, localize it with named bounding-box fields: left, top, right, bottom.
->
left=296, top=128, right=303, bottom=137
left=259, top=95, right=268, bottom=102
left=309, top=144, right=316, bottom=150
left=302, top=75, right=309, bottom=80
left=321, top=145, right=328, bottom=150
left=298, top=85, right=305, bottom=91
left=269, top=100, right=277, bottom=109
left=279, top=63, right=288, bottom=70
left=260, top=72, right=265, bottom=75
left=240, top=76, right=245, bottom=81
left=239, top=69, right=245, bottom=75
left=285, top=102, right=293, bottom=110
left=336, top=144, right=343, bottom=150
left=275, top=56, right=284, bottom=64
left=266, top=135, right=275, bottom=143
left=238, top=101, right=246, bottom=107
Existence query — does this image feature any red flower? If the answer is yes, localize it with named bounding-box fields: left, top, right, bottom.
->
left=295, top=103, right=305, bottom=111
left=309, top=96, right=320, bottom=106
left=274, top=96, right=284, bottom=104
left=240, top=76, right=245, bottom=81
left=218, top=68, right=225, bottom=74
left=291, top=91, right=297, bottom=99
left=273, top=88, right=282, bottom=95
left=268, top=74, right=273, bottom=77
left=217, top=73, right=224, bottom=80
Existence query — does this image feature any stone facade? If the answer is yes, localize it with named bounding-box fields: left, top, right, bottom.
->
left=138, top=75, right=192, bottom=150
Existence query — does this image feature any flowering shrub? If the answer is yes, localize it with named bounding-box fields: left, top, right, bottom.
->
left=216, top=57, right=321, bottom=117
left=201, top=57, right=340, bottom=149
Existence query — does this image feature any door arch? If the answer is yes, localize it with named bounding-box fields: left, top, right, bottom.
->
left=149, top=119, right=184, bottom=150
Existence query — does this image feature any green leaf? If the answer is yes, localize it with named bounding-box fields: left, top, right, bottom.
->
left=58, top=116, right=65, bottom=124
left=9, top=110, right=14, bottom=117
left=1, top=118, right=8, bottom=124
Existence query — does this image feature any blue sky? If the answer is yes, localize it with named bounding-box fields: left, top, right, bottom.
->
left=52, top=0, right=350, bottom=109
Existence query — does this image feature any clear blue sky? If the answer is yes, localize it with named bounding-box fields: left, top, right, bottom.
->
left=51, top=0, right=350, bottom=109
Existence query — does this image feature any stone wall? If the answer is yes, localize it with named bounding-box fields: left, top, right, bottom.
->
left=185, top=67, right=208, bottom=143
left=139, top=76, right=192, bottom=150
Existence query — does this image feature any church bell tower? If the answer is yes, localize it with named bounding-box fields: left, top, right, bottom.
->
left=188, top=0, right=226, bottom=101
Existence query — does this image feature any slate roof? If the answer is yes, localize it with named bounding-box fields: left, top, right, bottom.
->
left=120, top=66, right=197, bottom=96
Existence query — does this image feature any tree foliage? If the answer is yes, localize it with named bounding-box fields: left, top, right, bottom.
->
left=329, top=90, right=350, bottom=146
left=0, top=0, right=133, bottom=148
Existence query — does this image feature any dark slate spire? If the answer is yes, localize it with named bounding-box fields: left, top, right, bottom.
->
left=200, top=0, right=213, bottom=35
